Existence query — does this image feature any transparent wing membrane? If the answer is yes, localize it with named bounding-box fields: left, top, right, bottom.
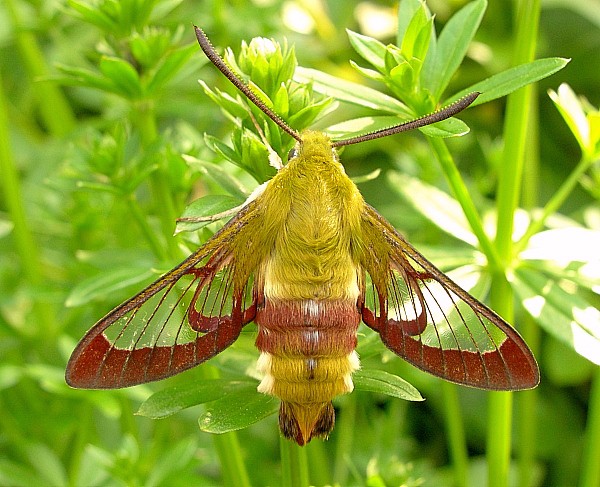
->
left=361, top=207, right=539, bottom=390
left=66, top=247, right=257, bottom=389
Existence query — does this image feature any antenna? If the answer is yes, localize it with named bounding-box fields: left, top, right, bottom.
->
left=195, top=26, right=479, bottom=147
left=331, top=92, right=480, bottom=147
left=194, top=26, right=302, bottom=143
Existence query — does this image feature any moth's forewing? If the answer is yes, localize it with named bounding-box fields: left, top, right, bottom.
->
left=360, top=206, right=539, bottom=390
left=65, top=204, right=262, bottom=389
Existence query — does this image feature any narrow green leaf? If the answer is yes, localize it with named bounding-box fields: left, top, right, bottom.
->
left=514, top=268, right=600, bottom=365
left=446, top=57, right=570, bottom=107
left=387, top=172, right=479, bottom=246
left=353, top=369, right=423, bottom=401
left=295, top=67, right=411, bottom=116
left=346, top=29, right=387, bottom=72
left=426, top=0, right=486, bottom=99
left=146, top=438, right=197, bottom=487
left=183, top=155, right=249, bottom=199
left=175, top=194, right=243, bottom=234
left=548, top=83, right=590, bottom=152
left=198, top=388, right=279, bottom=434
left=146, top=43, right=197, bottom=94
left=99, top=56, right=143, bottom=98
left=397, top=0, right=431, bottom=46
left=325, top=115, right=469, bottom=139
left=65, top=265, right=155, bottom=307
left=137, top=379, right=258, bottom=419
left=204, top=133, right=242, bottom=166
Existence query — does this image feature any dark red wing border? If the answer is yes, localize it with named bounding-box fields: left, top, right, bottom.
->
left=360, top=206, right=540, bottom=391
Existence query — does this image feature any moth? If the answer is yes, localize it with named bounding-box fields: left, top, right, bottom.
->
left=66, top=26, right=539, bottom=446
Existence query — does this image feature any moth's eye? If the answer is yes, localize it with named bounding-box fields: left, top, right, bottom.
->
left=287, top=147, right=298, bottom=161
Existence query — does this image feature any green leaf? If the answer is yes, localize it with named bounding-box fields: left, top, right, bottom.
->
left=198, top=387, right=279, bottom=434
left=519, top=227, right=600, bottom=264
left=400, top=4, right=431, bottom=63
left=514, top=268, right=600, bottom=365
left=146, top=438, right=197, bottom=487
left=174, top=194, right=243, bottom=234
left=295, top=67, right=411, bottom=117
left=146, top=43, right=197, bottom=94
left=99, top=56, right=143, bottom=98
left=353, top=369, right=423, bottom=401
left=65, top=265, right=155, bottom=307
left=24, top=443, right=67, bottom=487
left=387, top=172, right=479, bottom=246
left=137, top=379, right=258, bottom=419
left=548, top=83, right=590, bottom=153
left=204, top=134, right=242, bottom=166
left=183, top=155, right=249, bottom=199
left=397, top=0, right=432, bottom=46
left=346, top=30, right=387, bottom=72
left=446, top=57, right=570, bottom=107
left=425, top=0, right=487, bottom=99
left=325, top=115, right=469, bottom=140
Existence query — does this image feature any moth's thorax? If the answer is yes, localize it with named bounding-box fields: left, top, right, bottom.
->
left=258, top=130, right=365, bottom=301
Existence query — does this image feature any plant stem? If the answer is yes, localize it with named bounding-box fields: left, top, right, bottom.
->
left=428, top=137, right=500, bottom=271
left=0, top=69, right=56, bottom=337
left=579, top=367, right=600, bottom=487
left=201, top=366, right=251, bottom=487
left=518, top=315, right=540, bottom=487
left=134, top=100, right=180, bottom=257
left=515, top=153, right=596, bottom=253
left=333, top=396, right=356, bottom=484
left=5, top=0, right=76, bottom=136
left=280, top=438, right=309, bottom=487
left=489, top=0, right=540, bottom=485
left=441, top=382, right=469, bottom=487
left=126, top=195, right=169, bottom=262
left=518, top=87, right=540, bottom=487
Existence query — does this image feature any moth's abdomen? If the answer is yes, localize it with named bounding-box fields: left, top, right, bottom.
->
left=255, top=299, right=360, bottom=445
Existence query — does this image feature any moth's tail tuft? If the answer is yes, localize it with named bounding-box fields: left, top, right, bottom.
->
left=279, top=401, right=335, bottom=446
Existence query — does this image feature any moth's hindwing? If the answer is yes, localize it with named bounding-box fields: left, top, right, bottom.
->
left=359, top=205, right=539, bottom=391
left=65, top=204, right=262, bottom=389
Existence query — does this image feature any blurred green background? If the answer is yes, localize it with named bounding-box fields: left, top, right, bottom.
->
left=1, top=0, right=599, bottom=486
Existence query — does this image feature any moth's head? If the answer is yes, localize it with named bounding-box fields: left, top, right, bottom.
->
left=287, top=130, right=339, bottom=166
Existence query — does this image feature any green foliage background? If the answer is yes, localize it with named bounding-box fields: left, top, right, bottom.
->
left=1, top=0, right=599, bottom=486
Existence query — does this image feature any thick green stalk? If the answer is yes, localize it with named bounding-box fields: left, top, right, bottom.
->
left=488, top=0, right=540, bottom=486
left=5, top=0, right=75, bottom=136
left=579, top=367, right=600, bottom=487
left=441, top=382, right=469, bottom=487
left=428, top=137, right=501, bottom=271
left=280, top=438, right=309, bottom=487
left=518, top=87, right=540, bottom=487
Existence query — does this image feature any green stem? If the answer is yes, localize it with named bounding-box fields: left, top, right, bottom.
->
left=579, top=367, right=600, bottom=487
left=5, top=0, right=76, bottom=136
left=201, top=366, right=251, bottom=487
left=134, top=100, right=180, bottom=256
left=280, top=438, right=309, bottom=487
left=518, top=314, right=540, bottom=487
left=0, top=68, right=55, bottom=336
left=333, top=396, right=356, bottom=484
left=441, top=382, right=469, bottom=487
left=126, top=196, right=169, bottom=262
left=488, top=0, right=540, bottom=485
left=305, top=439, right=330, bottom=486
left=428, top=137, right=500, bottom=272
left=515, top=154, right=596, bottom=253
